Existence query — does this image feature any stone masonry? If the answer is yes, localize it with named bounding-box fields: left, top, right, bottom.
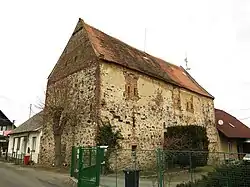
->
left=100, top=62, right=219, bottom=169
left=39, top=18, right=220, bottom=169
left=39, top=20, right=100, bottom=165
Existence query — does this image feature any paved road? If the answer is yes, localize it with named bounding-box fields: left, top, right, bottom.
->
left=0, top=161, right=71, bottom=187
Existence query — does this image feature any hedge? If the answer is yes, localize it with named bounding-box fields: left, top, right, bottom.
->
left=164, top=125, right=209, bottom=168
left=177, top=162, right=250, bottom=187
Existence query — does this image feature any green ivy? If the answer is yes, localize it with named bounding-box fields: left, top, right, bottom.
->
left=96, top=121, right=123, bottom=173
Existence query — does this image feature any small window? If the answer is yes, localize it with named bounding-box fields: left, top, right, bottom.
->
left=131, top=145, right=137, bottom=157
left=32, top=137, right=37, bottom=152
left=127, top=86, right=131, bottom=97
left=17, top=137, right=21, bottom=150
left=132, top=116, right=136, bottom=128
left=2, top=126, right=6, bottom=131
left=186, top=101, right=194, bottom=113
left=132, top=145, right=137, bottom=151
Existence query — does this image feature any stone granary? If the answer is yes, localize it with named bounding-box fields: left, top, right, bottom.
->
left=39, top=18, right=219, bottom=167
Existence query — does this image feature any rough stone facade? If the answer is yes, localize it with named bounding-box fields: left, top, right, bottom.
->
left=39, top=22, right=100, bottom=166
left=39, top=19, right=219, bottom=168
left=99, top=62, right=219, bottom=169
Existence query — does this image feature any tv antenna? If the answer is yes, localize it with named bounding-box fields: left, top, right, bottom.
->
left=184, top=52, right=191, bottom=71
left=144, top=28, right=147, bottom=52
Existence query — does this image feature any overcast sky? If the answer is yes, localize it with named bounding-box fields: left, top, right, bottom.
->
left=1, top=0, right=250, bottom=126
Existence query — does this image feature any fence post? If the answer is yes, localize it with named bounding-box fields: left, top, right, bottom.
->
left=189, top=152, right=193, bottom=182
left=89, top=148, right=92, bottom=166
left=70, top=146, right=76, bottom=177
left=156, top=148, right=163, bottom=187
left=224, top=152, right=226, bottom=164
left=77, top=147, right=83, bottom=187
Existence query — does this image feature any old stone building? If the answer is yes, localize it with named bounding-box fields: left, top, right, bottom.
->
left=39, top=18, right=219, bottom=167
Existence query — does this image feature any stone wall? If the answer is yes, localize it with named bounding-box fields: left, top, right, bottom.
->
left=39, top=20, right=219, bottom=168
left=39, top=20, right=100, bottom=166
left=99, top=61, right=219, bottom=169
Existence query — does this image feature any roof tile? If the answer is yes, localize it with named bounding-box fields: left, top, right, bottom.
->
left=215, top=109, right=250, bottom=138
left=11, top=111, right=43, bottom=134
left=82, top=19, right=213, bottom=98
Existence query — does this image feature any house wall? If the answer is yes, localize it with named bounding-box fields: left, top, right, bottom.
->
left=218, top=133, right=239, bottom=160
left=99, top=62, right=219, bottom=169
left=8, top=131, right=42, bottom=163
left=39, top=21, right=100, bottom=166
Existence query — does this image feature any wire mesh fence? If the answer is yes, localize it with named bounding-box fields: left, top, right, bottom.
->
left=6, top=152, right=25, bottom=165
left=158, top=150, right=250, bottom=187
left=70, top=147, right=250, bottom=187
left=100, top=149, right=159, bottom=187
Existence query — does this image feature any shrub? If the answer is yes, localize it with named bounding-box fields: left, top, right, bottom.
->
left=164, top=125, right=209, bottom=168
left=96, top=121, right=123, bottom=173
left=177, top=162, right=250, bottom=187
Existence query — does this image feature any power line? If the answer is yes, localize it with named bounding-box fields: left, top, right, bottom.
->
left=239, top=116, right=250, bottom=121
left=228, top=108, right=250, bottom=112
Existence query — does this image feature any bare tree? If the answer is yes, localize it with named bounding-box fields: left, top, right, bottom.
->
left=38, top=80, right=79, bottom=167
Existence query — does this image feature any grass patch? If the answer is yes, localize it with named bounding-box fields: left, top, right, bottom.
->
left=193, top=165, right=215, bottom=173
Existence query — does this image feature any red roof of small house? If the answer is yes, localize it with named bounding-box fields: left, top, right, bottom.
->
left=48, top=18, right=214, bottom=99
left=215, top=109, right=250, bottom=139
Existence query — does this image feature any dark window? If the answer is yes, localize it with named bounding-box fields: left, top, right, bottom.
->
left=127, top=86, right=130, bottom=97
left=17, top=138, right=21, bottom=150
left=32, top=137, right=37, bottom=152
left=132, top=116, right=136, bottom=127
left=132, top=145, right=137, bottom=151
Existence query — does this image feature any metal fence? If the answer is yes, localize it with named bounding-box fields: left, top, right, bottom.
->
left=5, top=152, right=25, bottom=165
left=70, top=148, right=250, bottom=187
left=157, top=150, right=250, bottom=187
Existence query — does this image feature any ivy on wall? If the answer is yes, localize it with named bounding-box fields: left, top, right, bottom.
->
left=96, top=121, right=123, bottom=173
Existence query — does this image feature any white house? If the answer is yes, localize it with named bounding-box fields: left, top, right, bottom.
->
left=8, top=111, right=43, bottom=163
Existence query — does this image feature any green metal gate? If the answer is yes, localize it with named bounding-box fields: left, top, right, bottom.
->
left=70, top=146, right=107, bottom=187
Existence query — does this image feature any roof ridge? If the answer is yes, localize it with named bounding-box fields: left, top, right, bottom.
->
left=216, top=109, right=249, bottom=128
left=11, top=111, right=43, bottom=134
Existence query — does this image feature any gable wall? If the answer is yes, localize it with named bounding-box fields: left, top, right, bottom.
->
left=39, top=21, right=100, bottom=166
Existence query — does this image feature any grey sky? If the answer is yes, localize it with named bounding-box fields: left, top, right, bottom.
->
left=1, top=0, right=250, bottom=126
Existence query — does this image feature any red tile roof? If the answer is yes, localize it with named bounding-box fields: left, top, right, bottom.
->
left=81, top=19, right=213, bottom=99
left=80, top=19, right=214, bottom=98
left=215, top=109, right=250, bottom=138
left=48, top=18, right=214, bottom=98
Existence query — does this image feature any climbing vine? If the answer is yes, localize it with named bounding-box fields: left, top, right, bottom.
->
left=96, top=121, right=123, bottom=173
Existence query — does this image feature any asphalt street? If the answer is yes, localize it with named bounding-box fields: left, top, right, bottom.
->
left=0, top=161, right=71, bottom=187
